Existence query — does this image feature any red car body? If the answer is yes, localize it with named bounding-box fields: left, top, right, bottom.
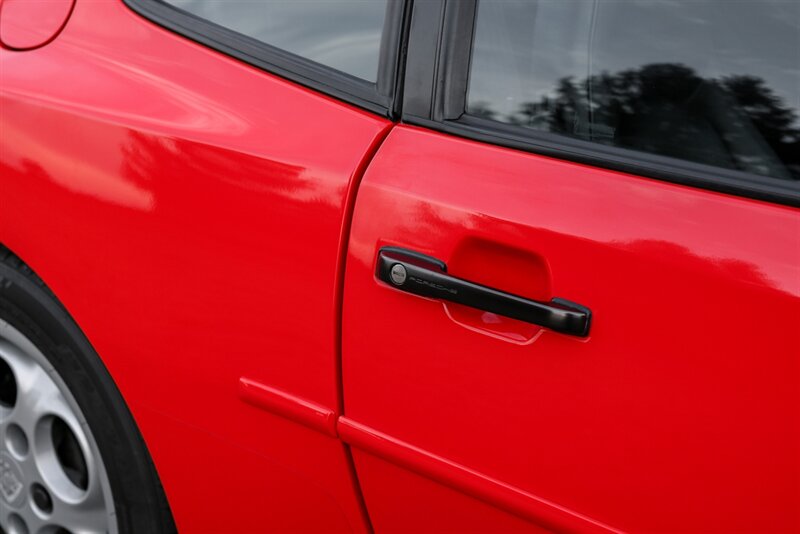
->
left=1, top=0, right=798, bottom=532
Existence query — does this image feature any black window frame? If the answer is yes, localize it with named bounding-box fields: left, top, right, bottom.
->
left=402, top=0, right=800, bottom=207
left=123, top=0, right=410, bottom=118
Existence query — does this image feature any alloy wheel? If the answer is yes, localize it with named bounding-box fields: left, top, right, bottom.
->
left=0, top=318, right=117, bottom=534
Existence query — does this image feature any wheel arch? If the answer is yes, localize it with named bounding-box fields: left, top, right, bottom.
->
left=0, top=239, right=177, bottom=530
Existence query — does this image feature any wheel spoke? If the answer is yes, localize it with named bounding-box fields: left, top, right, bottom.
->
left=51, top=489, right=111, bottom=533
left=0, top=340, right=43, bottom=424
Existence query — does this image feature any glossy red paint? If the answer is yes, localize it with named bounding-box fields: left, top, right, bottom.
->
left=342, top=125, right=800, bottom=533
left=2, top=0, right=799, bottom=532
left=0, top=0, right=75, bottom=50
left=0, top=0, right=388, bottom=531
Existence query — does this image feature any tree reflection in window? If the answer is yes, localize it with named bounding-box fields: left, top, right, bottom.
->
left=470, top=63, right=799, bottom=181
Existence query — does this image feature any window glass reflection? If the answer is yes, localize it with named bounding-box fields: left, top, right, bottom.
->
left=468, top=0, right=800, bottom=180
left=166, top=0, right=389, bottom=82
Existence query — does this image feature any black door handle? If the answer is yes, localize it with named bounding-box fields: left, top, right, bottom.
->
left=377, top=247, right=591, bottom=337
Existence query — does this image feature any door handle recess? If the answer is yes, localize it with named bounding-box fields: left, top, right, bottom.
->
left=377, top=247, right=591, bottom=337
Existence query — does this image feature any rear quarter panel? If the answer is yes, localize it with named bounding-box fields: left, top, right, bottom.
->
left=0, top=0, right=389, bottom=531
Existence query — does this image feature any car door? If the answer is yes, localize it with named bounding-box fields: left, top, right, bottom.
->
left=0, top=0, right=404, bottom=531
left=341, top=1, right=800, bottom=533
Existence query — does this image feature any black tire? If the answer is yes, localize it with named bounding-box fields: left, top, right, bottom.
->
left=0, top=244, right=176, bottom=534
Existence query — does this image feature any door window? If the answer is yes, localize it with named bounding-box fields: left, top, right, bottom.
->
left=467, top=0, right=800, bottom=182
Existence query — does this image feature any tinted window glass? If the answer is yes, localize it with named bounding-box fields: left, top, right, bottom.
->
left=165, top=0, right=389, bottom=81
left=467, top=0, right=800, bottom=181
